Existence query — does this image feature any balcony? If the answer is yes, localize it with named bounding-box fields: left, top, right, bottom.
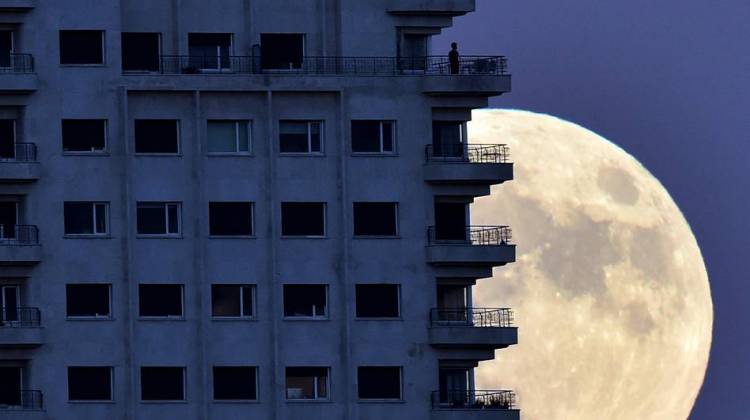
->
left=425, top=144, right=513, bottom=195
left=0, top=144, right=39, bottom=183
left=0, top=390, right=44, bottom=417
left=387, top=0, right=475, bottom=16
left=432, top=390, right=519, bottom=420
left=429, top=308, right=517, bottom=349
left=0, top=225, right=41, bottom=265
left=0, top=54, right=37, bottom=92
left=0, top=307, right=42, bottom=348
left=426, top=226, right=515, bottom=267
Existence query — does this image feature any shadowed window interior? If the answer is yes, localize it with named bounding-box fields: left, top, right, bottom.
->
left=188, top=33, right=231, bottom=70
left=64, top=202, right=108, bottom=235
left=68, top=367, right=112, bottom=401
left=432, top=121, right=465, bottom=158
left=0, top=119, right=15, bottom=159
left=59, top=30, right=104, bottom=65
left=209, top=202, right=253, bottom=236
left=434, top=202, right=467, bottom=241
left=355, top=284, right=400, bottom=318
left=0, top=31, right=12, bottom=68
left=279, top=121, right=322, bottom=154
left=139, top=284, right=183, bottom=317
left=280, top=202, right=325, bottom=236
left=353, top=202, right=398, bottom=236
left=134, top=120, right=179, bottom=154
left=213, top=366, right=257, bottom=400
left=207, top=120, right=249, bottom=153
left=121, top=32, right=160, bottom=72
left=136, top=202, right=180, bottom=235
left=141, top=367, right=185, bottom=401
left=61, top=119, right=107, bottom=152
left=211, top=284, right=254, bottom=318
left=357, top=366, right=402, bottom=399
left=285, top=367, right=328, bottom=400
left=351, top=121, right=395, bottom=153
left=66, top=284, right=110, bottom=318
left=0, top=366, right=22, bottom=406
left=283, top=284, right=327, bottom=318
left=260, top=33, right=304, bottom=70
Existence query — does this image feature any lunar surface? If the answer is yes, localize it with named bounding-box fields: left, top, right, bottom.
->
left=470, top=110, right=712, bottom=420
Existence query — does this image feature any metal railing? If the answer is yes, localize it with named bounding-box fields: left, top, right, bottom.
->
left=432, top=390, right=516, bottom=410
left=148, top=55, right=508, bottom=76
left=0, top=390, right=44, bottom=410
left=427, top=225, right=512, bottom=246
left=0, top=54, right=34, bottom=73
left=425, top=144, right=510, bottom=164
left=0, top=143, right=37, bottom=162
left=1, top=307, right=41, bottom=327
left=430, top=308, right=514, bottom=328
left=0, top=225, right=39, bottom=245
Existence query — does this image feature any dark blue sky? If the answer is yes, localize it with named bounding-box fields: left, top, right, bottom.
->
left=436, top=0, right=750, bottom=417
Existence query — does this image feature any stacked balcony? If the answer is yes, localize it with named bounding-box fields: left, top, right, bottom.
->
left=0, top=53, right=36, bottom=92
left=0, top=143, right=39, bottom=182
left=387, top=0, right=476, bottom=16
left=425, top=143, right=513, bottom=197
left=0, top=307, right=42, bottom=348
left=429, top=308, right=517, bottom=350
left=0, top=1, right=35, bottom=11
left=427, top=225, right=515, bottom=265
left=0, top=225, right=41, bottom=265
left=431, top=390, right=519, bottom=420
left=0, top=390, right=44, bottom=418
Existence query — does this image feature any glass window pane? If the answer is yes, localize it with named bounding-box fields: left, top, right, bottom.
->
left=241, top=286, right=253, bottom=317
left=237, top=123, right=249, bottom=152
left=167, top=204, right=179, bottom=234
left=95, top=204, right=107, bottom=234
left=212, top=285, right=241, bottom=317
left=207, top=121, right=238, bottom=153
left=382, top=122, right=394, bottom=152
left=351, top=121, right=381, bottom=152
left=279, top=121, right=309, bottom=153
left=310, top=122, right=321, bottom=152
left=64, top=202, right=94, bottom=234
left=137, top=205, right=166, bottom=234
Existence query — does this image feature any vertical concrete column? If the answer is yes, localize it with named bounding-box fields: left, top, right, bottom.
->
left=265, top=90, right=280, bottom=420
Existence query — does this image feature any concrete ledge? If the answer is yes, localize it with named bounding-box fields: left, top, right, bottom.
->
left=0, top=245, right=42, bottom=265
left=0, top=0, right=35, bottom=10
left=430, top=326, right=517, bottom=349
left=0, top=73, right=37, bottom=92
left=432, top=409, right=520, bottom=420
left=0, top=327, right=43, bottom=348
left=0, top=162, right=40, bottom=182
left=424, top=162, right=513, bottom=185
left=423, top=75, right=511, bottom=96
left=431, top=266, right=493, bottom=280
left=387, top=0, right=475, bottom=15
left=426, top=244, right=516, bottom=266
left=0, top=411, right=45, bottom=420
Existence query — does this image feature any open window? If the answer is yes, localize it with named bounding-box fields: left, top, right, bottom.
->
left=353, top=202, right=398, bottom=237
left=207, top=120, right=250, bottom=154
left=351, top=121, right=395, bottom=154
left=0, top=119, right=15, bottom=160
left=121, top=32, right=160, bottom=72
left=60, top=30, right=104, bottom=65
left=355, top=284, right=400, bottom=318
left=260, top=33, right=304, bottom=70
left=438, top=365, right=472, bottom=407
left=357, top=367, right=402, bottom=400
left=432, top=121, right=465, bottom=159
left=66, top=284, right=111, bottom=318
left=136, top=202, right=181, bottom=236
left=63, top=202, right=108, bottom=235
left=283, top=284, right=327, bottom=318
left=0, top=200, right=17, bottom=241
left=138, top=284, right=183, bottom=318
left=434, top=201, right=467, bottom=242
left=279, top=121, right=323, bottom=154
left=208, top=202, right=253, bottom=236
left=211, top=284, right=254, bottom=318
left=280, top=202, right=326, bottom=237
left=134, top=120, right=180, bottom=154
left=68, top=367, right=113, bottom=401
left=0, top=31, right=13, bottom=69
left=285, top=367, right=328, bottom=400
left=1, top=285, right=21, bottom=325
left=213, top=366, right=257, bottom=401
left=62, top=120, right=107, bottom=153
left=0, top=366, right=23, bottom=406
left=140, top=367, right=185, bottom=401
left=188, top=33, right=232, bottom=71
left=399, top=33, right=430, bottom=72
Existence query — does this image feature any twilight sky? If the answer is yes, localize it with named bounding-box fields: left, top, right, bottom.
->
left=435, top=0, right=750, bottom=418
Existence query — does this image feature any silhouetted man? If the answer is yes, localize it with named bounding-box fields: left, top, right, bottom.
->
left=449, top=42, right=460, bottom=74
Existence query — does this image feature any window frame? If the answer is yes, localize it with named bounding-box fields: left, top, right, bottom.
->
left=138, top=284, right=185, bottom=319
left=63, top=201, right=110, bottom=237
left=279, top=120, right=324, bottom=155
left=285, top=366, right=330, bottom=401
left=210, top=284, right=256, bottom=320
left=206, top=120, right=252, bottom=156
left=212, top=366, right=259, bottom=402
left=356, top=366, right=404, bottom=401
left=140, top=366, right=187, bottom=402
left=352, top=202, right=399, bottom=238
left=354, top=284, right=401, bottom=320
left=282, top=284, right=329, bottom=320
left=136, top=202, right=182, bottom=237
left=133, top=119, right=181, bottom=156
left=65, top=283, right=113, bottom=320
left=351, top=120, right=397, bottom=155
left=59, top=30, right=106, bottom=66
left=67, top=366, right=114, bottom=402
left=61, top=119, right=108, bottom=154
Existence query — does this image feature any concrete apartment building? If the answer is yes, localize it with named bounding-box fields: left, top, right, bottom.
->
left=0, top=1, right=518, bottom=419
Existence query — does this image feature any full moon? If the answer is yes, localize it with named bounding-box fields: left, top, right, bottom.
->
left=469, top=110, right=713, bottom=420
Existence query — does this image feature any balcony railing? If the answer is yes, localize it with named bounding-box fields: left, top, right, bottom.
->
left=0, top=53, right=34, bottom=73
left=427, top=225, right=512, bottom=246
left=426, top=144, right=510, bottom=164
left=432, top=390, right=516, bottom=410
left=1, top=307, right=41, bottom=327
left=431, top=308, right=514, bottom=328
left=0, top=225, right=39, bottom=245
left=151, top=55, right=508, bottom=76
left=0, top=143, right=37, bottom=162
left=0, top=389, right=43, bottom=410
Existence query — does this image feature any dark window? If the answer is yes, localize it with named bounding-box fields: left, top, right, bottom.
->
left=68, top=367, right=112, bottom=401
left=285, top=367, right=328, bottom=400
left=139, top=284, right=183, bottom=317
left=134, top=120, right=179, bottom=154
left=260, top=33, right=304, bottom=70
left=60, top=30, right=104, bottom=65
left=0, top=367, right=22, bottom=406
left=357, top=367, right=402, bottom=400
left=136, top=202, right=180, bottom=235
left=280, top=202, right=325, bottom=237
left=211, top=285, right=254, bottom=318
left=64, top=202, right=108, bottom=235
left=188, top=33, right=231, bottom=70
left=432, top=121, right=464, bottom=158
left=0, top=119, right=15, bottom=159
left=62, top=120, right=107, bottom=152
left=279, top=121, right=322, bottom=154
left=121, top=32, right=160, bottom=72
left=355, top=285, right=400, bottom=318
left=283, top=284, right=327, bottom=318
left=353, top=202, right=398, bottom=236
left=140, top=367, right=185, bottom=401
left=0, top=31, right=12, bottom=68
left=209, top=202, right=253, bottom=236
left=213, top=367, right=257, bottom=400
left=434, top=202, right=467, bottom=241
left=351, top=121, right=395, bottom=153
left=66, top=284, right=111, bottom=317
left=207, top=121, right=249, bottom=153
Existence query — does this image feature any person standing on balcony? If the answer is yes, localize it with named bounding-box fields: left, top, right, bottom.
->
left=449, top=42, right=460, bottom=74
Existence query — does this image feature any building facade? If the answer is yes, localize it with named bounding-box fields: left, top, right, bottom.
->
left=0, top=1, right=518, bottom=419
